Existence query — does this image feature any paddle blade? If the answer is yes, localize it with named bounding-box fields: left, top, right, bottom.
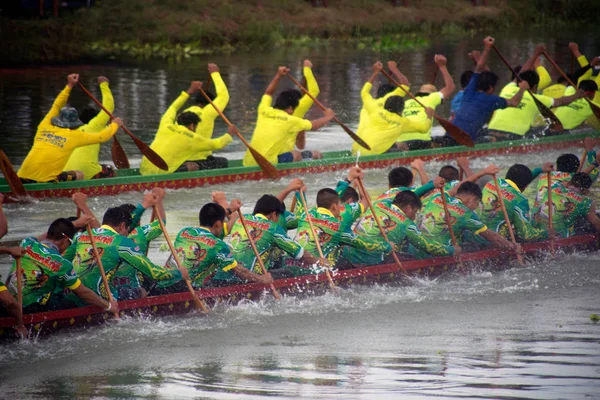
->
left=0, top=150, right=27, bottom=198
left=111, top=136, right=130, bottom=169
left=532, top=94, right=563, bottom=131
left=248, top=147, right=279, bottom=179
left=436, top=117, right=474, bottom=147
left=337, top=118, right=371, bottom=150
left=122, top=129, right=167, bottom=171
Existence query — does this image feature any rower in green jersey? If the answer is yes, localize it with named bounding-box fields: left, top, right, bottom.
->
left=479, top=163, right=552, bottom=242
left=212, top=195, right=321, bottom=285
left=291, top=187, right=391, bottom=270
left=63, top=207, right=188, bottom=304
left=533, top=173, right=600, bottom=238
left=344, top=190, right=460, bottom=266
left=0, top=246, right=27, bottom=337
left=5, top=219, right=117, bottom=314
left=375, top=165, right=436, bottom=204
left=152, top=202, right=273, bottom=294
left=418, top=181, right=519, bottom=253
left=275, top=178, right=305, bottom=231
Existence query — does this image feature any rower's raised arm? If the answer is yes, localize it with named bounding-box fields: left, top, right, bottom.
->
left=475, top=37, right=494, bottom=74
left=505, top=81, right=529, bottom=107
left=435, top=55, right=456, bottom=100
left=265, top=67, right=288, bottom=96
left=519, top=45, right=545, bottom=76
left=39, top=73, right=78, bottom=127
left=294, top=60, right=320, bottom=118
left=387, top=60, right=410, bottom=87
left=207, top=63, right=230, bottom=115
left=86, top=76, right=114, bottom=132
left=160, top=81, right=199, bottom=127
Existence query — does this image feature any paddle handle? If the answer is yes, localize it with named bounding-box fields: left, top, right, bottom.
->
left=380, top=69, right=427, bottom=110
left=439, top=188, right=463, bottom=268
left=355, top=178, right=407, bottom=274
left=297, top=190, right=336, bottom=289
left=577, top=149, right=586, bottom=173
left=16, top=257, right=23, bottom=316
left=290, top=196, right=297, bottom=213
left=85, top=224, right=119, bottom=319
left=77, top=82, right=128, bottom=136
left=492, top=175, right=524, bottom=265
left=237, top=213, right=280, bottom=300
left=547, top=173, right=556, bottom=255
left=155, top=207, right=209, bottom=312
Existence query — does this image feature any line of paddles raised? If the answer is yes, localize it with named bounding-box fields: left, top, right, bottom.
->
left=0, top=234, right=597, bottom=342
left=1, top=131, right=597, bottom=202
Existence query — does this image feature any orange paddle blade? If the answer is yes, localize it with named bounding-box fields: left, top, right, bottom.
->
left=437, top=118, right=475, bottom=147
left=124, top=130, right=168, bottom=171
left=247, top=146, right=279, bottom=179
left=111, top=137, right=130, bottom=169
left=0, top=150, right=27, bottom=198
left=531, top=94, right=563, bottom=131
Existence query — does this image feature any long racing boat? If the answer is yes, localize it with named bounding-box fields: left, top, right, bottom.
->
left=0, top=233, right=597, bottom=343
left=1, top=131, right=598, bottom=202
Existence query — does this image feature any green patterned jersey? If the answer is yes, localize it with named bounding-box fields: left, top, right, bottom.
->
left=63, top=225, right=182, bottom=302
left=277, top=210, right=298, bottom=231
left=295, top=207, right=391, bottom=263
left=160, top=227, right=237, bottom=288
left=6, top=238, right=81, bottom=308
left=420, top=180, right=460, bottom=207
left=534, top=171, right=574, bottom=209
left=347, top=199, right=454, bottom=264
left=532, top=182, right=593, bottom=238
left=112, top=220, right=164, bottom=291
left=418, top=193, right=488, bottom=246
left=375, top=181, right=434, bottom=203
left=479, top=178, right=547, bottom=242
left=213, top=214, right=304, bottom=283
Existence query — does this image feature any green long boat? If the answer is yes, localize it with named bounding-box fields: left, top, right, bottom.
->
left=1, top=131, right=598, bottom=202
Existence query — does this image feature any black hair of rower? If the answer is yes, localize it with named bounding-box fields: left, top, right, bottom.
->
left=316, top=188, right=340, bottom=209
left=200, top=203, right=226, bottom=227
left=120, top=204, right=136, bottom=215
left=388, top=166, right=413, bottom=188
left=505, top=164, right=534, bottom=192
left=274, top=89, right=301, bottom=111
left=102, top=207, right=133, bottom=230
left=518, top=70, right=541, bottom=90
left=377, top=83, right=397, bottom=99
left=476, top=71, right=500, bottom=92
left=253, top=195, right=284, bottom=216
left=571, top=172, right=592, bottom=190
left=460, top=71, right=474, bottom=89
left=439, top=165, right=459, bottom=182
left=79, top=106, right=98, bottom=124
left=579, top=80, right=599, bottom=92
left=47, top=218, right=76, bottom=241
left=392, top=190, right=422, bottom=209
left=457, top=181, right=483, bottom=201
left=177, top=111, right=200, bottom=126
left=341, top=187, right=360, bottom=203
left=556, top=154, right=580, bottom=173
left=384, top=96, right=405, bottom=114
left=194, top=90, right=215, bottom=106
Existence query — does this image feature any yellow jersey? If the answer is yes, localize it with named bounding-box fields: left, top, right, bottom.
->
left=554, top=86, right=596, bottom=130
left=140, top=92, right=233, bottom=175
left=18, top=86, right=118, bottom=182
left=536, top=66, right=552, bottom=92
left=183, top=71, right=230, bottom=160
left=356, top=83, right=410, bottom=140
left=63, top=82, right=114, bottom=179
left=542, top=83, right=567, bottom=99
left=352, top=82, right=431, bottom=155
left=397, top=92, right=443, bottom=142
left=242, top=95, right=313, bottom=167
left=576, top=55, right=600, bottom=129
left=488, top=82, right=554, bottom=136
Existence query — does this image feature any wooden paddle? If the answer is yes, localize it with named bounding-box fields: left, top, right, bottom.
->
left=380, top=69, right=475, bottom=148
left=577, top=149, right=586, bottom=173
left=492, top=174, right=524, bottom=265
left=85, top=225, right=119, bottom=319
left=355, top=178, right=407, bottom=274
left=297, top=190, right=336, bottom=289
left=16, top=256, right=23, bottom=322
left=0, top=150, right=27, bottom=198
left=290, top=196, right=297, bottom=213
left=197, top=87, right=279, bottom=179
left=570, top=53, right=574, bottom=76
left=285, top=74, right=372, bottom=150
left=491, top=45, right=564, bottom=131
left=155, top=206, right=210, bottom=312
left=547, top=172, right=556, bottom=255
left=542, top=50, right=600, bottom=121
left=439, top=187, right=463, bottom=268
left=237, top=212, right=280, bottom=299
left=111, top=136, right=130, bottom=169
left=77, top=82, right=168, bottom=171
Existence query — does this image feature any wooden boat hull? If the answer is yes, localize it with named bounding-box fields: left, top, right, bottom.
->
left=1, top=131, right=598, bottom=202
left=0, top=234, right=597, bottom=342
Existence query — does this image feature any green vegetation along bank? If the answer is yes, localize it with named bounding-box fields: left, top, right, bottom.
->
left=1, top=0, right=598, bottom=65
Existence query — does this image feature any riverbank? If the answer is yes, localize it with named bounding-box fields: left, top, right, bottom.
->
left=1, top=0, right=597, bottom=65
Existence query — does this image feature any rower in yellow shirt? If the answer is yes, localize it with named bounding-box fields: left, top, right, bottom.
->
left=570, top=42, right=600, bottom=130
left=140, top=81, right=234, bottom=176
left=354, top=60, right=411, bottom=148
left=352, top=62, right=434, bottom=156
left=17, top=74, right=122, bottom=183
left=396, top=54, right=456, bottom=150
left=183, top=63, right=230, bottom=169
left=63, top=76, right=116, bottom=180
left=242, top=66, right=335, bottom=167
left=555, top=80, right=599, bottom=130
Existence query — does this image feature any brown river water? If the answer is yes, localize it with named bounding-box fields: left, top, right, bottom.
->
left=0, top=29, right=599, bottom=399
